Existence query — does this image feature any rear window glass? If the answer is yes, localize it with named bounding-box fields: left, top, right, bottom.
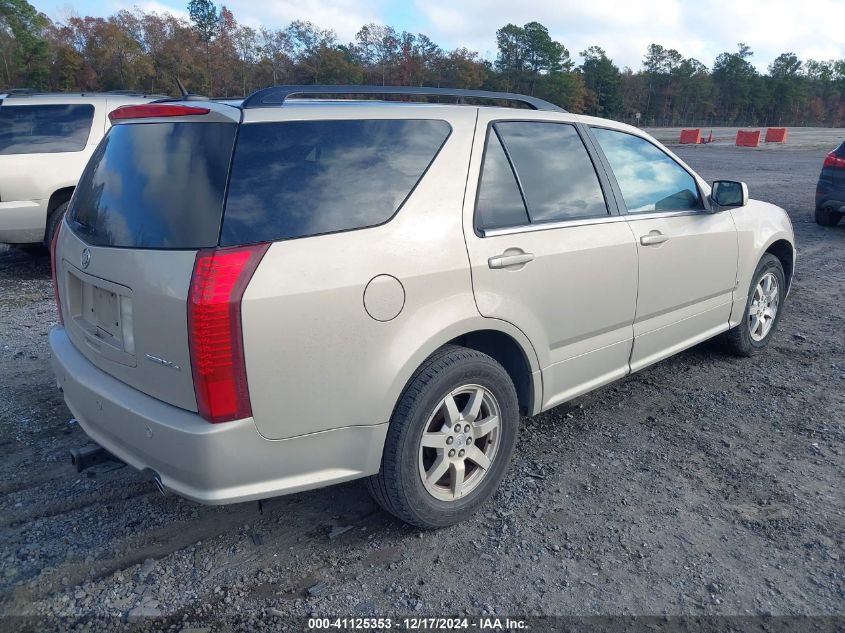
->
left=0, top=104, right=94, bottom=154
left=221, top=119, right=451, bottom=246
left=69, top=122, right=236, bottom=248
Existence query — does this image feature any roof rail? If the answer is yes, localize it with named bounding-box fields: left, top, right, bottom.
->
left=240, top=85, right=566, bottom=112
left=1, top=90, right=169, bottom=99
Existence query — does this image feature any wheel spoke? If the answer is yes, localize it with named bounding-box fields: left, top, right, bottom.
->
left=749, top=314, right=760, bottom=336
left=473, top=414, right=499, bottom=439
left=465, top=445, right=491, bottom=470
left=442, top=394, right=461, bottom=424
left=421, top=432, right=448, bottom=449
left=463, top=387, right=484, bottom=422
left=449, top=461, right=465, bottom=498
left=426, top=456, right=449, bottom=486
left=748, top=300, right=758, bottom=316
left=763, top=307, right=775, bottom=320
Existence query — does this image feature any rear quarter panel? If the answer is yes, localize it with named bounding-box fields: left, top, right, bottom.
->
left=240, top=105, right=519, bottom=440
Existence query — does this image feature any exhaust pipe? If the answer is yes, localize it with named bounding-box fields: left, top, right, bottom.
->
left=141, top=468, right=171, bottom=496
left=152, top=475, right=170, bottom=496
left=69, top=444, right=114, bottom=472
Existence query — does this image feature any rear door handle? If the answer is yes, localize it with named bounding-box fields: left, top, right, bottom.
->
left=488, top=250, right=535, bottom=269
left=640, top=231, right=669, bottom=246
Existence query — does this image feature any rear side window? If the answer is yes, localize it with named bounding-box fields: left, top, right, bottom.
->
left=69, top=122, right=237, bottom=248
left=221, top=119, right=451, bottom=246
left=475, top=130, right=530, bottom=231
left=0, top=104, right=94, bottom=154
left=592, top=127, right=703, bottom=213
left=475, top=121, right=608, bottom=232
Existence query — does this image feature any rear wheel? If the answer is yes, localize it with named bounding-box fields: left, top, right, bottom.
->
left=815, top=206, right=842, bottom=227
left=367, top=345, right=519, bottom=528
left=721, top=253, right=785, bottom=356
left=45, top=200, right=69, bottom=246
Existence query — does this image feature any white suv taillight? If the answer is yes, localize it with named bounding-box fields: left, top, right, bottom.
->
left=188, top=243, right=269, bottom=423
left=50, top=221, right=63, bottom=325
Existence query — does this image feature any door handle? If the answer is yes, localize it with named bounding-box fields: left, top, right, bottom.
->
left=640, top=231, right=669, bottom=246
left=488, top=250, right=535, bottom=269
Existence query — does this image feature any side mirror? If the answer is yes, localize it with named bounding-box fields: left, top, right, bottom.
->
left=710, top=180, right=748, bottom=209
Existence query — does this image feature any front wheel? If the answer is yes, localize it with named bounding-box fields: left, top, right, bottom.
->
left=367, top=345, right=519, bottom=528
left=721, top=253, right=785, bottom=356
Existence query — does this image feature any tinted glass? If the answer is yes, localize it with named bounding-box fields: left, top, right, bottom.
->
left=494, top=121, right=608, bottom=223
left=475, top=130, right=529, bottom=231
left=222, top=119, right=451, bottom=245
left=593, top=127, right=703, bottom=213
left=0, top=104, right=94, bottom=155
left=69, top=122, right=236, bottom=248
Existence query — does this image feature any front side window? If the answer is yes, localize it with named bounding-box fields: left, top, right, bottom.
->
left=0, top=104, right=95, bottom=155
left=221, top=119, right=451, bottom=246
left=592, top=127, right=703, bottom=213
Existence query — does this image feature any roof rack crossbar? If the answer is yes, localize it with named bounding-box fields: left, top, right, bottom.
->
left=240, top=85, right=566, bottom=112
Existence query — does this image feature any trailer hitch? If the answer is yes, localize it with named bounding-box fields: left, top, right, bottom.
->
left=69, top=444, right=124, bottom=473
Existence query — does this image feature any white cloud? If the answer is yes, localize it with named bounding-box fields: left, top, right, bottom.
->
left=221, top=0, right=383, bottom=42
left=412, top=0, right=845, bottom=70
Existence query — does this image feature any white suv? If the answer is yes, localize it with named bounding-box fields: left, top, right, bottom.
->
left=0, top=91, right=162, bottom=245
left=49, top=86, right=795, bottom=528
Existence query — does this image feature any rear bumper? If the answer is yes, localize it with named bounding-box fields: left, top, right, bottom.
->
left=0, top=199, right=47, bottom=243
left=50, top=326, right=387, bottom=505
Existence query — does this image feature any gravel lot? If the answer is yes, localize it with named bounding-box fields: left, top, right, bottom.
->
left=0, top=139, right=843, bottom=631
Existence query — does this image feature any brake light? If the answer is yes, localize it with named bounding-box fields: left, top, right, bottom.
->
left=823, top=151, right=845, bottom=169
left=50, top=221, right=63, bottom=325
left=188, top=243, right=269, bottom=424
left=108, top=104, right=210, bottom=122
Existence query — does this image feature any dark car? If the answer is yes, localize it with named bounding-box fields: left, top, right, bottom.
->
left=816, top=140, right=845, bottom=226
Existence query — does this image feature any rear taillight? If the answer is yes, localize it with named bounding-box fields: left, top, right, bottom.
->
left=108, top=104, right=211, bottom=122
left=50, top=221, right=63, bottom=325
left=188, top=243, right=269, bottom=424
left=823, top=151, right=845, bottom=169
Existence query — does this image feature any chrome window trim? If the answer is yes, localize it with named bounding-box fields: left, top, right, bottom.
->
left=480, top=208, right=715, bottom=238
left=621, top=209, right=714, bottom=221
left=481, top=214, right=627, bottom=237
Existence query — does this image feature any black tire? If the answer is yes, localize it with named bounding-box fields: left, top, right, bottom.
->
left=721, top=253, right=786, bottom=357
left=45, top=200, right=69, bottom=246
left=815, top=206, right=842, bottom=227
left=367, top=344, right=519, bottom=529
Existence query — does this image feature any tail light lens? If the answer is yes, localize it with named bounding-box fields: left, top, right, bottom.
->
left=50, top=221, right=64, bottom=325
left=188, top=243, right=269, bottom=423
left=823, top=151, right=845, bottom=169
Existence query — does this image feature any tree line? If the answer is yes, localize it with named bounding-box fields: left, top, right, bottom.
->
left=2, top=0, right=844, bottom=126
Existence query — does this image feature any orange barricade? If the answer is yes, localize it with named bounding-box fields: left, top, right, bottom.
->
left=679, top=128, right=701, bottom=144
left=765, top=127, right=788, bottom=143
left=736, top=130, right=761, bottom=147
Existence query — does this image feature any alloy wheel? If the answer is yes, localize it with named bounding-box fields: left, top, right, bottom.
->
left=418, top=385, right=501, bottom=502
left=748, top=272, right=780, bottom=341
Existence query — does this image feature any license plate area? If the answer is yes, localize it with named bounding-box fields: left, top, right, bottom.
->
left=66, top=267, right=136, bottom=367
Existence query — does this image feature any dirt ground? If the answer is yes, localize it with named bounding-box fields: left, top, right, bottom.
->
left=0, top=138, right=843, bottom=631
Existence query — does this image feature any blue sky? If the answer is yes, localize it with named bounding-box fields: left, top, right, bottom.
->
left=33, top=0, right=845, bottom=72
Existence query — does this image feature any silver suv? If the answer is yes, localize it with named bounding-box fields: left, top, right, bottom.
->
left=0, top=91, right=163, bottom=245
left=50, top=86, right=795, bottom=528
